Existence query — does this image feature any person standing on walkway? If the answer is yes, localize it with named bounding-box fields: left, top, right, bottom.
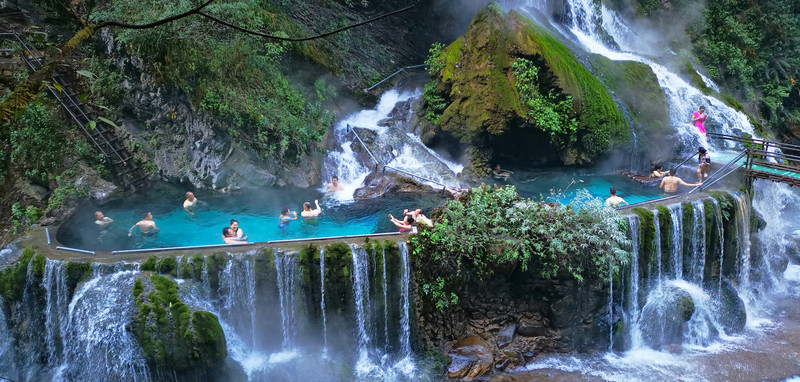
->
left=692, top=106, right=707, bottom=140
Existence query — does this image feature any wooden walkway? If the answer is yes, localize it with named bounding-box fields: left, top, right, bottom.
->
left=707, top=132, right=800, bottom=188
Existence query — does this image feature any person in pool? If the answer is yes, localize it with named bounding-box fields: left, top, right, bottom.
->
left=326, top=176, right=344, bottom=192
left=230, top=219, right=246, bottom=240
left=691, top=106, right=707, bottom=139
left=301, top=200, right=322, bottom=218
left=94, top=211, right=114, bottom=229
left=222, top=227, right=246, bottom=244
left=605, top=187, right=628, bottom=208
left=651, top=164, right=668, bottom=179
left=183, top=192, right=200, bottom=215
left=129, top=212, right=160, bottom=236
left=696, top=146, right=712, bottom=183
left=278, top=207, right=298, bottom=230
left=492, top=164, right=513, bottom=180
left=388, top=213, right=415, bottom=232
left=659, top=169, right=701, bottom=194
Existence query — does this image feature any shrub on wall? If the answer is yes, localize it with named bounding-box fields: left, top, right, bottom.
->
left=411, top=185, right=630, bottom=309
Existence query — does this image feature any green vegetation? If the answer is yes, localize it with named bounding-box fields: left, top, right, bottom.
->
left=512, top=57, right=577, bottom=146
left=411, top=185, right=630, bottom=309
left=132, top=274, right=226, bottom=370
left=86, top=0, right=333, bottom=162
left=0, top=248, right=39, bottom=301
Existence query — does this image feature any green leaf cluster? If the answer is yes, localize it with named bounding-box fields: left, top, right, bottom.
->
left=410, top=185, right=630, bottom=310
left=512, top=57, right=578, bottom=146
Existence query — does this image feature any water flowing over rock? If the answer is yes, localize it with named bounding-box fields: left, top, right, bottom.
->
left=447, top=336, right=494, bottom=379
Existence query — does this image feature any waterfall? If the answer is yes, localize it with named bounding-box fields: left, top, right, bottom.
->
left=501, top=0, right=756, bottom=155
left=219, top=256, right=257, bottom=345
left=323, top=90, right=465, bottom=202
left=653, top=209, right=662, bottom=287
left=710, top=198, right=725, bottom=294
left=690, top=200, right=706, bottom=283
left=398, top=243, right=412, bottom=358
left=43, top=259, right=68, bottom=366
left=55, top=268, right=149, bottom=381
left=350, top=244, right=373, bottom=374
left=607, top=263, right=614, bottom=351
left=626, top=215, right=642, bottom=349
left=669, top=204, right=683, bottom=279
left=382, top=242, right=389, bottom=352
left=274, top=251, right=297, bottom=349
left=319, top=247, right=328, bottom=354
left=733, top=193, right=753, bottom=308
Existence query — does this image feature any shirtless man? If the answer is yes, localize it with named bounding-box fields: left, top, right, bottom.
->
left=183, top=192, right=199, bottom=215
left=659, top=169, right=701, bottom=194
left=492, top=164, right=513, bottom=180
left=301, top=200, right=322, bottom=218
left=222, top=227, right=246, bottom=244
left=605, top=187, right=628, bottom=208
left=326, top=176, right=344, bottom=192
left=94, top=211, right=114, bottom=229
left=129, top=212, right=160, bottom=236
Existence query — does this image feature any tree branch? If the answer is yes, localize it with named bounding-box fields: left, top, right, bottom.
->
left=198, top=5, right=414, bottom=42
left=97, top=0, right=214, bottom=30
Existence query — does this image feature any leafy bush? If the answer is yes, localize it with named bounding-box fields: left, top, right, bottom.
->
left=411, top=185, right=630, bottom=309
left=422, top=82, right=447, bottom=124
left=512, top=57, right=577, bottom=145
left=425, top=42, right=446, bottom=76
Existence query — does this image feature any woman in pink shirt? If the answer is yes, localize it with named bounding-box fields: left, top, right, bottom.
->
left=691, top=106, right=707, bottom=139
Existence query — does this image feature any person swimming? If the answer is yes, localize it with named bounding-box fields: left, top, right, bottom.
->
left=129, top=212, right=160, bottom=236
left=230, top=219, right=247, bottom=240
left=222, top=227, right=246, bottom=244
left=278, top=207, right=298, bottom=230
left=301, top=200, right=322, bottom=218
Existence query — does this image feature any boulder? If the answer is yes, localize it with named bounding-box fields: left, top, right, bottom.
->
left=639, top=284, right=695, bottom=349
left=516, top=318, right=547, bottom=337
left=718, top=278, right=746, bottom=334
left=446, top=336, right=494, bottom=379
left=497, top=323, right=516, bottom=348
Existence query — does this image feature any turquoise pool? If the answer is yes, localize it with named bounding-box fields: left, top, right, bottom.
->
left=56, top=183, right=447, bottom=251
left=57, top=171, right=666, bottom=251
left=506, top=169, right=665, bottom=205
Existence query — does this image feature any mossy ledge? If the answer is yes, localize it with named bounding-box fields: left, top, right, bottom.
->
left=0, top=248, right=44, bottom=301
left=429, top=4, right=629, bottom=168
left=131, top=274, right=226, bottom=372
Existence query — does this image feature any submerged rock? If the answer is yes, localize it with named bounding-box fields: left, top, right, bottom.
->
left=718, top=278, right=746, bottom=334
left=447, top=336, right=494, bottom=379
left=639, top=285, right=695, bottom=349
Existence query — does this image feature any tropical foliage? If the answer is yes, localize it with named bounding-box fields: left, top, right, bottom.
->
left=512, top=57, right=577, bottom=146
left=411, top=185, right=630, bottom=309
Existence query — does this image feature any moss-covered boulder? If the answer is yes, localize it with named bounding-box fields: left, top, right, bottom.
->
left=131, top=274, right=226, bottom=372
left=426, top=4, right=629, bottom=172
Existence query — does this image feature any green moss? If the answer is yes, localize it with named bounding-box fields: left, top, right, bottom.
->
left=655, top=205, right=673, bottom=274
left=678, top=295, right=695, bottom=321
left=158, top=257, right=177, bottom=276
left=132, top=274, right=227, bottom=371
left=324, top=242, right=353, bottom=314
left=0, top=247, right=37, bottom=301
left=32, top=254, right=46, bottom=278
left=141, top=256, right=157, bottom=272
left=632, top=208, right=655, bottom=289
left=434, top=5, right=628, bottom=161
left=133, top=279, right=143, bottom=298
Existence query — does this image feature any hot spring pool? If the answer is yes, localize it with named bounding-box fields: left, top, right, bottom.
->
left=57, top=172, right=666, bottom=252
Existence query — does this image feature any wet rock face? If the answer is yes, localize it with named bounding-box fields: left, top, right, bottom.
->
left=95, top=30, right=319, bottom=191
left=447, top=336, right=494, bottom=379
left=718, top=278, right=746, bottom=334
